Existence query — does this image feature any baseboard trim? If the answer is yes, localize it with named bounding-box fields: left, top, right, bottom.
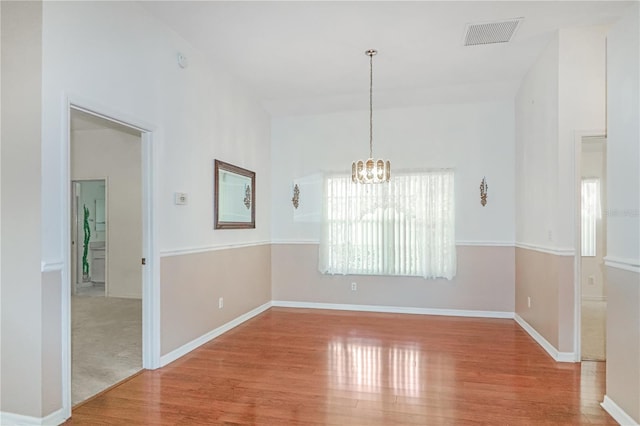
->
left=601, top=395, right=639, bottom=425
left=514, top=314, right=577, bottom=362
left=107, top=293, right=142, bottom=299
left=271, top=300, right=514, bottom=319
left=0, top=407, right=66, bottom=426
left=159, top=301, right=272, bottom=367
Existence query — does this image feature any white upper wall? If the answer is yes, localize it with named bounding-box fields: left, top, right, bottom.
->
left=516, top=25, right=607, bottom=250
left=606, top=3, right=640, bottom=263
left=557, top=25, right=607, bottom=248
left=41, top=1, right=271, bottom=261
left=515, top=35, right=560, bottom=249
left=271, top=101, right=515, bottom=244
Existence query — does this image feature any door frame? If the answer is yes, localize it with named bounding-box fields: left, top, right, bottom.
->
left=62, top=96, right=160, bottom=418
left=573, top=129, right=607, bottom=362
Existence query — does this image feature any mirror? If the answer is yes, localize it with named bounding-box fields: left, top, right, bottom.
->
left=214, top=159, right=255, bottom=229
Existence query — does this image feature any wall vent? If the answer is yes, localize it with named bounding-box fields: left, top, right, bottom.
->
left=463, top=18, right=523, bottom=46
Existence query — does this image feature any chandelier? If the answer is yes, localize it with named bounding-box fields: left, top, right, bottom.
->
left=352, top=49, right=390, bottom=184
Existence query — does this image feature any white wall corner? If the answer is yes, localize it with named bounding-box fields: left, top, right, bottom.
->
left=601, top=395, right=640, bottom=426
left=514, top=314, right=578, bottom=363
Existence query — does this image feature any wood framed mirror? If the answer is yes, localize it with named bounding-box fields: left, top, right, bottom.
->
left=214, top=159, right=255, bottom=229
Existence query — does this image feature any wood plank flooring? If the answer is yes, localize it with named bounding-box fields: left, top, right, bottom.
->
left=66, top=308, right=616, bottom=425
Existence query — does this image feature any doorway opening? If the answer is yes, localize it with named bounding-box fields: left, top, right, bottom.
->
left=69, top=108, right=144, bottom=405
left=578, top=135, right=607, bottom=361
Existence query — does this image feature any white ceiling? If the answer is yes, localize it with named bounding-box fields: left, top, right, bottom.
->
left=140, top=1, right=632, bottom=116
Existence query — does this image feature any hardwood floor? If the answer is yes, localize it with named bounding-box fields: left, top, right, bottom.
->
left=66, top=308, right=616, bottom=425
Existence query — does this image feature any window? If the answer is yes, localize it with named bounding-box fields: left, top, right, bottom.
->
left=581, top=178, right=600, bottom=257
left=319, top=170, right=456, bottom=279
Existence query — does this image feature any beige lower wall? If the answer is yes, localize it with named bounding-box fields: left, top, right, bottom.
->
left=41, top=270, right=62, bottom=416
left=606, top=266, right=640, bottom=422
left=515, top=247, right=574, bottom=352
left=160, top=244, right=272, bottom=356
left=272, top=244, right=515, bottom=313
left=0, top=0, right=44, bottom=418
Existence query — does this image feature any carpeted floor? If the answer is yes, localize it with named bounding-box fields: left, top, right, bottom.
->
left=581, top=300, right=606, bottom=361
left=72, top=291, right=142, bottom=406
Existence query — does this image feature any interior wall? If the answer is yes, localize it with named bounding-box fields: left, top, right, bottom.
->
left=40, top=1, right=272, bottom=419
left=604, top=3, right=640, bottom=422
left=41, top=271, right=62, bottom=416
left=271, top=101, right=515, bottom=312
left=42, top=1, right=271, bottom=258
left=273, top=245, right=514, bottom=313
left=0, top=0, right=46, bottom=419
left=514, top=35, right=563, bottom=350
left=515, top=35, right=560, bottom=251
left=71, top=126, right=142, bottom=299
left=557, top=26, right=607, bottom=248
left=606, top=6, right=640, bottom=263
left=272, top=101, right=515, bottom=244
left=515, top=26, right=606, bottom=251
left=515, top=25, right=607, bottom=354
left=160, top=245, right=271, bottom=356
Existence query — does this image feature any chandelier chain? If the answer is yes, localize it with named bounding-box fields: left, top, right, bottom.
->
left=369, top=51, right=373, bottom=159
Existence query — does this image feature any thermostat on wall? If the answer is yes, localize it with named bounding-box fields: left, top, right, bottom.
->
left=174, top=192, right=188, bottom=205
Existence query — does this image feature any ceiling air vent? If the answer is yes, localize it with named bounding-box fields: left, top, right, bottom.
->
left=463, top=18, right=523, bottom=46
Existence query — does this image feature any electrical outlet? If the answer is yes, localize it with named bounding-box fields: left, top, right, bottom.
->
left=351, top=282, right=357, bottom=291
left=588, top=276, right=595, bottom=285
left=548, top=230, right=553, bottom=241
left=218, top=297, right=224, bottom=309
left=527, top=296, right=531, bottom=308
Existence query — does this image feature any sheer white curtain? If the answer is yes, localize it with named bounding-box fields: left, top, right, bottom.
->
left=319, top=170, right=456, bottom=279
left=581, top=178, right=600, bottom=257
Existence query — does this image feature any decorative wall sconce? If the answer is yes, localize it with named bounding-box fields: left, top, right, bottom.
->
left=480, top=177, right=488, bottom=206
left=292, top=184, right=300, bottom=209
